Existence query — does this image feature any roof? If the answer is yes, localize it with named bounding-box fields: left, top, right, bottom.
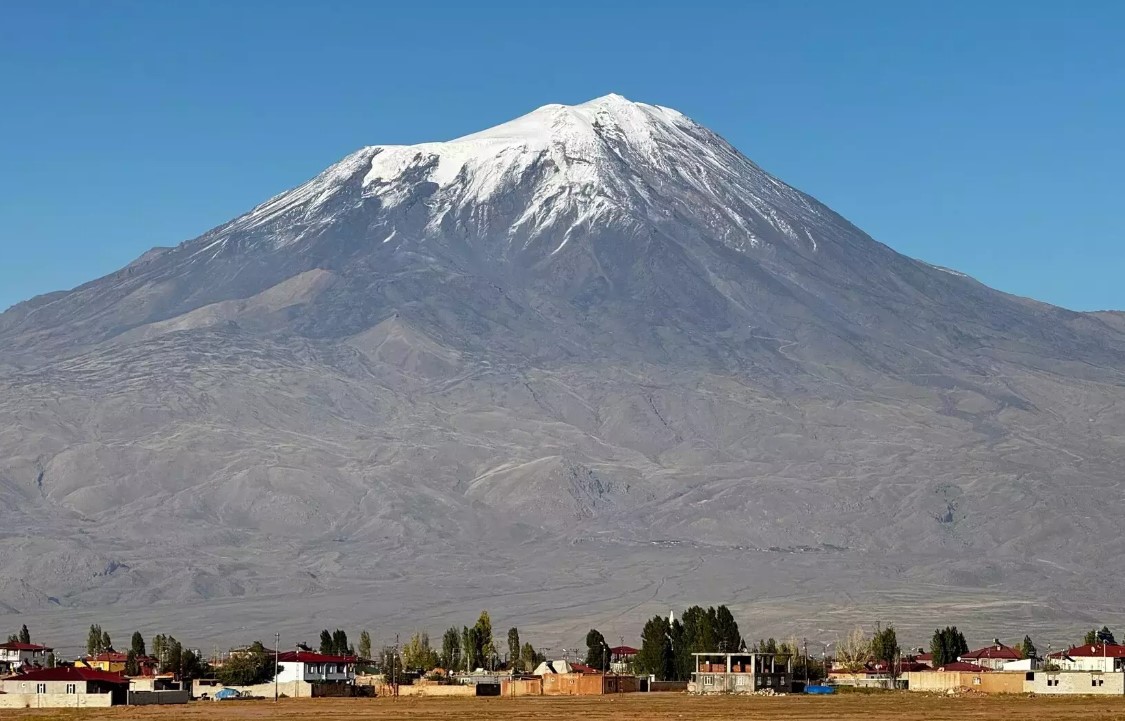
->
left=961, top=642, right=1021, bottom=661
left=610, top=645, right=639, bottom=656
left=4, top=666, right=129, bottom=684
left=934, top=661, right=988, bottom=672
left=1048, top=643, right=1125, bottom=659
left=276, top=651, right=356, bottom=664
left=0, top=642, right=52, bottom=652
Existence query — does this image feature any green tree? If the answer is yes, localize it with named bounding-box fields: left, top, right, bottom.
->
left=507, top=628, right=520, bottom=667
left=403, top=632, right=439, bottom=671
left=871, top=625, right=900, bottom=680
left=18, top=625, right=30, bottom=644
left=217, top=644, right=276, bottom=686
left=359, top=630, right=372, bottom=661
left=714, top=605, right=742, bottom=652
left=331, top=629, right=349, bottom=655
left=124, top=650, right=140, bottom=677
left=152, top=634, right=167, bottom=665
left=441, top=627, right=460, bottom=670
left=518, top=642, right=542, bottom=673
left=320, top=629, right=334, bottom=654
left=87, top=625, right=105, bottom=655
left=1019, top=635, right=1037, bottom=659
left=130, top=631, right=146, bottom=658
left=473, top=611, right=494, bottom=669
left=636, top=615, right=675, bottom=680
left=46, top=652, right=55, bottom=669
left=101, top=630, right=112, bottom=652
left=461, top=626, right=474, bottom=671
left=835, top=627, right=871, bottom=681
left=5, top=634, right=16, bottom=644
left=930, top=627, right=968, bottom=667
left=585, top=629, right=609, bottom=671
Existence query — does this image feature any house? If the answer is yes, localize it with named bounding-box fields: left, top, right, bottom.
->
left=958, top=640, right=1022, bottom=670
left=828, top=659, right=928, bottom=688
left=0, top=642, right=52, bottom=674
left=76, top=651, right=158, bottom=676
left=1025, top=669, right=1125, bottom=695
left=609, top=645, right=638, bottom=674
left=0, top=666, right=129, bottom=706
left=275, top=651, right=356, bottom=684
left=690, top=652, right=790, bottom=694
left=1047, top=643, right=1125, bottom=672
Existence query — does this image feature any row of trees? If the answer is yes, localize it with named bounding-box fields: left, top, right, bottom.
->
left=318, top=629, right=353, bottom=656
left=634, top=605, right=744, bottom=681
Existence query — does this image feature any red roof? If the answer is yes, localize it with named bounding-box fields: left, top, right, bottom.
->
left=961, top=642, right=1021, bottom=661
left=610, top=646, right=639, bottom=656
left=5, top=666, right=128, bottom=684
left=276, top=651, right=356, bottom=664
left=569, top=663, right=599, bottom=674
left=934, top=661, right=988, bottom=672
left=1049, top=643, right=1125, bottom=659
left=0, top=642, right=52, bottom=652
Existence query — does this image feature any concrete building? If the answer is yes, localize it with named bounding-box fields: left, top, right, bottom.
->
left=0, top=666, right=129, bottom=706
left=959, top=640, right=1023, bottom=670
left=609, top=645, right=638, bottom=674
left=690, top=652, right=790, bottom=694
left=1047, top=643, right=1125, bottom=672
left=275, top=650, right=356, bottom=684
left=0, top=642, right=52, bottom=674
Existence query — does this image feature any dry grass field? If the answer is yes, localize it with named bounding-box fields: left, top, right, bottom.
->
left=9, top=694, right=1125, bottom=721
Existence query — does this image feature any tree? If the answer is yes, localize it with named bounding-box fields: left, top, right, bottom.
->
left=441, top=627, right=460, bottom=670
left=152, top=634, right=168, bottom=665
left=636, top=615, right=675, bottom=681
left=1019, top=635, right=1038, bottom=659
left=87, top=625, right=105, bottom=655
left=585, top=629, right=609, bottom=671
left=1089, top=626, right=1117, bottom=645
left=402, top=632, right=439, bottom=671
left=124, top=650, right=140, bottom=677
left=461, top=626, right=474, bottom=671
left=835, top=627, right=871, bottom=681
left=507, top=628, right=520, bottom=668
left=101, top=630, right=112, bottom=653
left=18, top=625, right=30, bottom=644
left=320, top=629, right=334, bottom=655
left=871, top=625, right=900, bottom=680
left=332, top=629, right=350, bottom=655
left=359, top=630, right=372, bottom=661
left=930, top=627, right=968, bottom=667
left=5, top=634, right=16, bottom=644
left=217, top=644, right=276, bottom=686
left=474, top=611, right=495, bottom=669
left=130, top=631, right=146, bottom=658
left=46, top=652, right=55, bottom=669
left=714, top=606, right=742, bottom=653
left=519, top=642, right=542, bottom=673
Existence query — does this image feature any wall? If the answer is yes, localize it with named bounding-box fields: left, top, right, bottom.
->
left=502, top=678, right=543, bottom=697
left=542, top=673, right=606, bottom=696
left=0, top=693, right=115, bottom=709
left=127, top=690, right=192, bottom=705
left=192, top=679, right=312, bottom=699
left=1025, top=671, right=1125, bottom=695
left=903, top=671, right=1024, bottom=693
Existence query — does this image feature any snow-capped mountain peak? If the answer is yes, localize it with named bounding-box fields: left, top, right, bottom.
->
left=212, top=94, right=830, bottom=259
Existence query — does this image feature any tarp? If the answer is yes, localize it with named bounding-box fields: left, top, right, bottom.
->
left=213, top=688, right=240, bottom=699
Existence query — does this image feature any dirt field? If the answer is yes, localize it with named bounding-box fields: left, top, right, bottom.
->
left=9, top=694, right=1125, bottom=721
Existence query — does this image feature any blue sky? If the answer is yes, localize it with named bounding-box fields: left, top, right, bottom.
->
left=1, top=0, right=1122, bottom=311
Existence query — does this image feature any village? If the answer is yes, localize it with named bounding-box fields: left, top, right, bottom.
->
left=3, top=609, right=1125, bottom=709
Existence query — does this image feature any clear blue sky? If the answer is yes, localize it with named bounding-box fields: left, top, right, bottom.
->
left=2, top=0, right=1122, bottom=311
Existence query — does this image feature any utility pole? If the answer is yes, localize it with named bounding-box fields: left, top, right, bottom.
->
left=274, top=632, right=280, bottom=703
left=803, top=638, right=809, bottom=686
left=394, top=634, right=399, bottom=698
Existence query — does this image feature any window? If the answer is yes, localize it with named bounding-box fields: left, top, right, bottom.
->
left=973, top=677, right=981, bottom=685
left=66, top=684, right=77, bottom=694
left=1026, top=672, right=1035, bottom=681
left=1092, top=678, right=1104, bottom=687
left=36, top=683, right=46, bottom=693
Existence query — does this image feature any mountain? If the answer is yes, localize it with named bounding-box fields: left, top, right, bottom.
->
left=2, top=94, right=1125, bottom=647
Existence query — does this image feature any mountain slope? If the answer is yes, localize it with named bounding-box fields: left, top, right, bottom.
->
left=2, top=94, right=1125, bottom=646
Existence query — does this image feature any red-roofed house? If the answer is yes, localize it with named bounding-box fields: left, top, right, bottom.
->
left=276, top=651, right=356, bottom=684
left=1048, top=643, right=1125, bottom=672
left=1, top=666, right=129, bottom=704
left=0, top=642, right=52, bottom=674
left=959, top=640, right=1022, bottom=670
left=933, top=661, right=989, bottom=673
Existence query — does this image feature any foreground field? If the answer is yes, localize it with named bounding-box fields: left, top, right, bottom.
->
left=10, top=694, right=1125, bottom=721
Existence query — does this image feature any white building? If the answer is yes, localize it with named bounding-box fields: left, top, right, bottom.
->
left=0, top=641, right=52, bottom=674
left=275, top=651, right=356, bottom=684
left=1048, top=644, right=1125, bottom=672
